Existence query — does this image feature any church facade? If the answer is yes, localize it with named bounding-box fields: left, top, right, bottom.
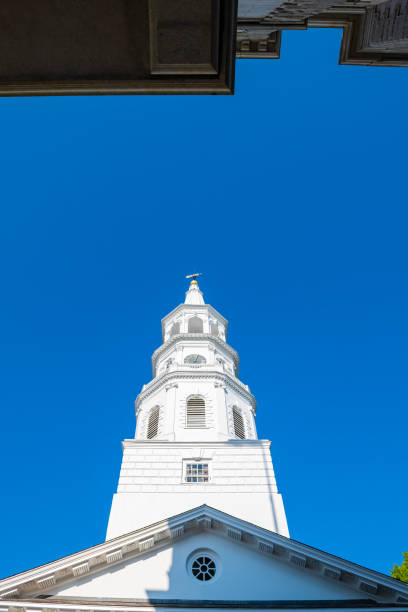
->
left=0, top=279, right=407, bottom=612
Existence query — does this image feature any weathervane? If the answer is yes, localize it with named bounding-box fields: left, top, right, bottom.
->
left=186, top=273, right=202, bottom=282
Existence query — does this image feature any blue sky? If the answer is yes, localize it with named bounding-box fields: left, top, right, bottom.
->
left=0, top=27, right=407, bottom=581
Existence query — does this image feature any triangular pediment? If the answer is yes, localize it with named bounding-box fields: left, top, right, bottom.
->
left=0, top=506, right=407, bottom=609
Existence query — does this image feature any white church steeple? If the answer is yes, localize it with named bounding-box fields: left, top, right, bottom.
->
left=106, top=280, right=289, bottom=540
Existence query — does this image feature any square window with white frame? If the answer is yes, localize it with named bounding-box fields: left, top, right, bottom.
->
left=183, top=460, right=211, bottom=483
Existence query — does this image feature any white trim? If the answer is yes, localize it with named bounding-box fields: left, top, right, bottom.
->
left=136, top=371, right=256, bottom=413
left=151, top=334, right=239, bottom=377
left=161, top=303, right=228, bottom=331
left=0, top=505, right=407, bottom=603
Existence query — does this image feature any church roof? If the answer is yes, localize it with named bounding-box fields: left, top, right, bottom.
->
left=0, top=506, right=407, bottom=608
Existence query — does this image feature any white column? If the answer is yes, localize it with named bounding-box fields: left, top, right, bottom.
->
left=165, top=383, right=178, bottom=441
left=214, top=382, right=228, bottom=440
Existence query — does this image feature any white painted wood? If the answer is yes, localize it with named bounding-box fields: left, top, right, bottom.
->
left=50, top=533, right=367, bottom=601
left=107, top=281, right=288, bottom=539
left=1, top=506, right=408, bottom=605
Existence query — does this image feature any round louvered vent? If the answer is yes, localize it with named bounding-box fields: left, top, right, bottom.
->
left=191, top=554, right=216, bottom=581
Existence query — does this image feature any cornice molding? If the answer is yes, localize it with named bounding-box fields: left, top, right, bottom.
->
left=1, top=602, right=408, bottom=611
left=3, top=601, right=408, bottom=612
left=121, top=440, right=270, bottom=449
left=135, top=370, right=256, bottom=413
left=151, top=334, right=240, bottom=376
left=239, top=7, right=408, bottom=66
left=236, top=24, right=282, bottom=58
left=1, top=506, right=407, bottom=606
left=161, top=303, right=228, bottom=329
left=307, top=10, right=408, bottom=66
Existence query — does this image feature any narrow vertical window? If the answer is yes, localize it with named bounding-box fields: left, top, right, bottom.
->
left=186, top=396, right=206, bottom=428
left=210, top=323, right=219, bottom=336
left=147, top=406, right=160, bottom=439
left=170, top=322, right=180, bottom=337
left=232, top=406, right=246, bottom=439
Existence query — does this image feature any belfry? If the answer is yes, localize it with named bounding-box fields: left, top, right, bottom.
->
left=1, top=280, right=408, bottom=612
left=107, top=276, right=288, bottom=539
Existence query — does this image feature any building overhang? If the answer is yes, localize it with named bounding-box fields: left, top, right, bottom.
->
left=307, top=9, right=408, bottom=67
left=0, top=0, right=237, bottom=96
left=2, top=600, right=408, bottom=612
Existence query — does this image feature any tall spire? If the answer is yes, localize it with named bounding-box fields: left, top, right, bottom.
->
left=184, top=275, right=204, bottom=305
left=105, top=278, right=289, bottom=541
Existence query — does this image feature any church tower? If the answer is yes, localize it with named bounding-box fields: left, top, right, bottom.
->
left=106, top=278, right=289, bottom=540
left=2, top=279, right=408, bottom=610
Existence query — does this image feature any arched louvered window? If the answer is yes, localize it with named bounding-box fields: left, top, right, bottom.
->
left=170, top=322, right=180, bottom=337
left=188, top=316, right=203, bottom=333
left=147, top=406, right=160, bottom=439
left=232, top=406, right=246, bottom=439
left=186, top=396, right=206, bottom=428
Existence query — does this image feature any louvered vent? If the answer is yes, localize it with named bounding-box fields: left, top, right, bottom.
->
left=233, top=407, right=246, bottom=439
left=186, top=397, right=206, bottom=428
left=147, top=406, right=160, bottom=439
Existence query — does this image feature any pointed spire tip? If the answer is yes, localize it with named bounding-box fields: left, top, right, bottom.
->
left=185, top=273, right=204, bottom=305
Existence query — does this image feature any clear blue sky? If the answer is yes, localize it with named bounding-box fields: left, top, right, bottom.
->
left=0, top=27, right=407, bottom=581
